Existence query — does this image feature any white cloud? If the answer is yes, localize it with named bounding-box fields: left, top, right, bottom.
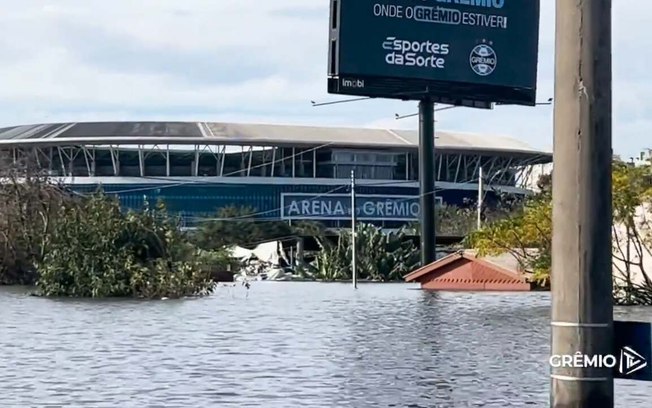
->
left=0, top=0, right=650, bottom=158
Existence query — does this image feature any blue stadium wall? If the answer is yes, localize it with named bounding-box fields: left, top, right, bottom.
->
left=69, top=182, right=508, bottom=228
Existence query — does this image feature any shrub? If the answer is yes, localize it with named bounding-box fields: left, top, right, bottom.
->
left=36, top=196, right=218, bottom=299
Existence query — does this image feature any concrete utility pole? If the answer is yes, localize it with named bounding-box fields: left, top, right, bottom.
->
left=551, top=1, right=614, bottom=407
left=419, top=99, right=436, bottom=266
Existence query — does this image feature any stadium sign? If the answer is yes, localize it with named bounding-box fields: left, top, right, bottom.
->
left=280, top=193, right=442, bottom=221
left=327, top=0, right=541, bottom=106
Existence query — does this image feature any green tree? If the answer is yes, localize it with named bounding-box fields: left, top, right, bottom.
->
left=408, top=199, right=523, bottom=238
left=611, top=162, right=652, bottom=304
left=465, top=190, right=551, bottom=288
left=37, top=196, right=218, bottom=299
left=466, top=164, right=652, bottom=304
left=0, top=152, right=70, bottom=285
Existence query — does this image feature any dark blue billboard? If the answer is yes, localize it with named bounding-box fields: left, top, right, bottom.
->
left=328, top=0, right=541, bottom=106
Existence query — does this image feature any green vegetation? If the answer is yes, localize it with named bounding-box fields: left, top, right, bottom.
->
left=37, top=196, right=216, bottom=298
left=0, top=158, right=514, bottom=293
left=13, top=152, right=650, bottom=303
left=0, top=162, right=63, bottom=286
left=311, top=223, right=420, bottom=282
left=407, top=199, right=524, bottom=237
left=308, top=199, right=521, bottom=282
left=0, top=155, right=227, bottom=298
left=465, top=189, right=552, bottom=288
left=466, top=162, right=652, bottom=305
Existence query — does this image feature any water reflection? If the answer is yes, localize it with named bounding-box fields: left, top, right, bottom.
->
left=0, top=283, right=650, bottom=407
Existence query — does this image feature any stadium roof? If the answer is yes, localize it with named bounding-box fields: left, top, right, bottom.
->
left=0, top=121, right=551, bottom=159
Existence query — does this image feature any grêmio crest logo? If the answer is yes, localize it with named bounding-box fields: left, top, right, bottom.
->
left=470, top=41, right=497, bottom=76
left=382, top=36, right=449, bottom=69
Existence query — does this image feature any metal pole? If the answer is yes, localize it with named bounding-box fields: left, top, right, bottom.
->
left=297, top=237, right=305, bottom=269
left=551, top=0, right=613, bottom=407
left=419, top=99, right=436, bottom=266
left=351, top=169, right=357, bottom=289
left=477, top=166, right=484, bottom=230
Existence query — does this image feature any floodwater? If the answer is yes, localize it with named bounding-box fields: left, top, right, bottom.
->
left=1, top=283, right=651, bottom=408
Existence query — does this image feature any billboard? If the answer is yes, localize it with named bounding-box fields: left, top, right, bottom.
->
left=281, top=193, right=442, bottom=221
left=327, top=0, right=541, bottom=106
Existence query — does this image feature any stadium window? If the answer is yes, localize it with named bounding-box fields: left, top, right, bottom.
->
left=248, top=150, right=266, bottom=177
left=355, top=153, right=372, bottom=164
left=395, top=155, right=407, bottom=180
left=335, top=165, right=351, bottom=178
left=360, top=166, right=373, bottom=179
left=297, top=156, right=313, bottom=178
left=333, top=151, right=354, bottom=164
left=374, top=153, right=395, bottom=164
left=374, top=166, right=394, bottom=180
left=316, top=162, right=333, bottom=178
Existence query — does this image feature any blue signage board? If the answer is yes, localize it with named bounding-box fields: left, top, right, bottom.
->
left=328, top=0, right=541, bottom=105
left=281, top=193, right=442, bottom=221
left=613, top=320, right=652, bottom=381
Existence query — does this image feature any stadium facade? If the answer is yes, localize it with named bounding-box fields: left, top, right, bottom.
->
left=0, top=121, right=552, bottom=228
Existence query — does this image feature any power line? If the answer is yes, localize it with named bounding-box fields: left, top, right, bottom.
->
left=66, top=131, right=549, bottom=197
left=99, top=150, right=549, bottom=196
left=394, top=98, right=553, bottom=121
left=73, top=142, right=335, bottom=195
left=310, top=97, right=372, bottom=107
left=185, top=168, right=537, bottom=224
left=68, top=148, right=549, bottom=222
left=128, top=152, right=550, bottom=223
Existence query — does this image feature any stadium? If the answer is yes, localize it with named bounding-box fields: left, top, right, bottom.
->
left=0, top=121, right=552, bottom=229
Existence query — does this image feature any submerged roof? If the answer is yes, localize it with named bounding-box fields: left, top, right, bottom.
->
left=0, top=121, right=551, bottom=159
left=404, top=250, right=532, bottom=291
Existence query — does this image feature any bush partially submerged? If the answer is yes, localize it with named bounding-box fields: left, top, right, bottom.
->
left=0, top=163, right=68, bottom=285
left=0, top=152, right=229, bottom=298
left=36, top=195, right=216, bottom=299
left=312, top=223, right=420, bottom=282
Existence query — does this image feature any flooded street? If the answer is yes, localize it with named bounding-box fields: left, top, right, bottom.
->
left=1, top=283, right=651, bottom=407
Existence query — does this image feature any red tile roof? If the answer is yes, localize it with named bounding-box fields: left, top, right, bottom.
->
left=404, top=250, right=531, bottom=291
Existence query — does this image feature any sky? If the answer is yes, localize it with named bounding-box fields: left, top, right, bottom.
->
left=0, top=0, right=649, bottom=158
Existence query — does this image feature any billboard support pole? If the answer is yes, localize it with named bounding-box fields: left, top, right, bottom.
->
left=419, top=99, right=436, bottom=267
left=551, top=0, right=614, bottom=407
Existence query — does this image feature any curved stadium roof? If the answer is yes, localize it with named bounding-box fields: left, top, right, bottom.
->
left=0, top=121, right=551, bottom=161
